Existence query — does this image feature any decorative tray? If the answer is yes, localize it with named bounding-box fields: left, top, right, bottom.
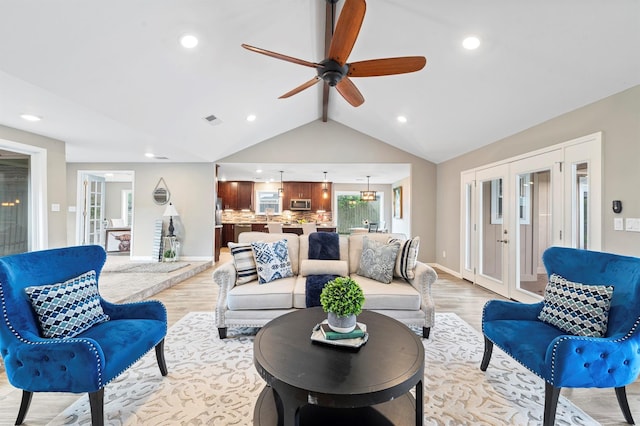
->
left=310, top=320, right=368, bottom=348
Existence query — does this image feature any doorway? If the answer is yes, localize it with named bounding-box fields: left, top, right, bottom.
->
left=460, top=132, right=602, bottom=302
left=76, top=170, right=134, bottom=256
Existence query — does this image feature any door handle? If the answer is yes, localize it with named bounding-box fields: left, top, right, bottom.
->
left=497, top=239, right=509, bottom=243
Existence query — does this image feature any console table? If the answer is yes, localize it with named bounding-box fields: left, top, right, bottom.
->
left=253, top=307, right=424, bottom=425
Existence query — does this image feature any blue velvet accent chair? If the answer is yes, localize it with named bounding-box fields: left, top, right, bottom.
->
left=481, top=246, right=640, bottom=425
left=0, top=245, right=168, bottom=426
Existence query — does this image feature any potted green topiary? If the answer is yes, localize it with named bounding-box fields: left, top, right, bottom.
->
left=320, top=277, right=365, bottom=333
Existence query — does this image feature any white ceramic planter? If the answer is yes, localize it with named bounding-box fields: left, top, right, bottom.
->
left=327, top=312, right=357, bottom=333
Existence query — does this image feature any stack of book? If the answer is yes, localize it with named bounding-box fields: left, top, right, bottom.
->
left=320, top=323, right=366, bottom=340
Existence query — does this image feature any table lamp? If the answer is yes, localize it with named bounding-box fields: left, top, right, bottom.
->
left=163, top=202, right=179, bottom=237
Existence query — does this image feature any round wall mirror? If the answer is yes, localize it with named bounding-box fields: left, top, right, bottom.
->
left=153, top=188, right=170, bottom=205
left=153, top=178, right=171, bottom=205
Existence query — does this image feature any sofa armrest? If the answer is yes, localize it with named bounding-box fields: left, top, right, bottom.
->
left=482, top=300, right=543, bottom=323
left=407, top=262, right=438, bottom=308
left=212, top=261, right=237, bottom=321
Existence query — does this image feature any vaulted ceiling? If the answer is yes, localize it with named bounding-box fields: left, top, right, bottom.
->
left=1, top=1, right=638, bottom=171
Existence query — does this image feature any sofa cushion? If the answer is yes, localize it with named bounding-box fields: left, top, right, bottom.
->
left=228, top=242, right=258, bottom=285
left=239, top=232, right=300, bottom=275
left=299, top=259, right=348, bottom=277
left=538, top=273, right=614, bottom=337
left=25, top=270, right=110, bottom=339
left=388, top=236, right=420, bottom=280
left=252, top=239, right=294, bottom=284
left=357, top=237, right=400, bottom=284
left=227, top=277, right=296, bottom=310
left=352, top=275, right=421, bottom=311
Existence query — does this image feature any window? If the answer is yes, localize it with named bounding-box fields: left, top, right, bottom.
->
left=255, top=190, right=282, bottom=215
left=335, top=191, right=383, bottom=234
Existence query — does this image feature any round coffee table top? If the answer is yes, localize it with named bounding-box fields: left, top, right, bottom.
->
left=254, top=307, right=424, bottom=408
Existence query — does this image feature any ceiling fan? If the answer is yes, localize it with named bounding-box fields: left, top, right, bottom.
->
left=242, top=0, right=426, bottom=121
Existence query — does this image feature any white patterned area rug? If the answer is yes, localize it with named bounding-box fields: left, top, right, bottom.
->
left=48, top=312, right=598, bottom=426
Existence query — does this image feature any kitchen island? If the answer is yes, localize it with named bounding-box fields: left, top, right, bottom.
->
left=221, top=223, right=337, bottom=245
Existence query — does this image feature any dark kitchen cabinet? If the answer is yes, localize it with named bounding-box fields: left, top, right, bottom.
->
left=219, top=181, right=254, bottom=210
left=311, top=182, right=332, bottom=211
left=221, top=224, right=234, bottom=247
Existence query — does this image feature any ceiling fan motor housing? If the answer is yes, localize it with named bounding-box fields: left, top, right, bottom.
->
left=318, top=59, right=349, bottom=86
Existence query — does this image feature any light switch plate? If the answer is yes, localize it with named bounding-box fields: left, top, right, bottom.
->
left=625, top=218, right=640, bottom=232
left=614, top=217, right=624, bottom=231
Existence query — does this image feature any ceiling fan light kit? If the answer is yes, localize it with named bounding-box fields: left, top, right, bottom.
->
left=241, top=0, right=426, bottom=114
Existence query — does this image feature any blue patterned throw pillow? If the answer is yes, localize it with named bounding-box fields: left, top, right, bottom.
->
left=538, top=273, right=614, bottom=337
left=25, top=270, right=110, bottom=339
left=251, top=239, right=293, bottom=284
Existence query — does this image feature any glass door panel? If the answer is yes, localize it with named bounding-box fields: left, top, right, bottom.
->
left=509, top=150, right=562, bottom=303
left=475, top=165, right=509, bottom=297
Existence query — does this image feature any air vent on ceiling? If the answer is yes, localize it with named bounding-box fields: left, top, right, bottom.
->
left=203, top=114, right=222, bottom=126
left=154, top=156, right=170, bottom=160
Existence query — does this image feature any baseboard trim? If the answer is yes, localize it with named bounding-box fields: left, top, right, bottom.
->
left=430, top=263, right=462, bottom=278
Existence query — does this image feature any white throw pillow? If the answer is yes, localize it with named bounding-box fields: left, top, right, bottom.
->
left=228, top=242, right=258, bottom=285
left=251, top=239, right=294, bottom=284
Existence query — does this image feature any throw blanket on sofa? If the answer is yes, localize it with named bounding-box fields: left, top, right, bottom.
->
left=306, top=232, right=341, bottom=307
left=308, top=232, right=340, bottom=260
left=306, top=274, right=339, bottom=308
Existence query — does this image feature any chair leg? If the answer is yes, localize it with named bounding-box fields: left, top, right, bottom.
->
left=615, top=386, right=636, bottom=424
left=15, top=390, right=33, bottom=425
left=218, top=327, right=227, bottom=339
left=480, top=336, right=493, bottom=371
left=155, top=339, right=168, bottom=376
left=89, top=388, right=104, bottom=426
left=422, top=327, right=430, bottom=339
left=543, top=382, right=561, bottom=426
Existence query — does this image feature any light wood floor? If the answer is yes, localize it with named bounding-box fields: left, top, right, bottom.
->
left=0, top=254, right=637, bottom=425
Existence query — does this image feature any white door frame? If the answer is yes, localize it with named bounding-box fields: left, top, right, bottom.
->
left=460, top=132, right=602, bottom=301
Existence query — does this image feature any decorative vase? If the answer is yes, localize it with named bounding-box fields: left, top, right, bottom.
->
left=327, top=312, right=357, bottom=333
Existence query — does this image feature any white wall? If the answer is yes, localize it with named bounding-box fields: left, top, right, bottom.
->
left=67, top=163, right=215, bottom=260
left=436, top=84, right=640, bottom=273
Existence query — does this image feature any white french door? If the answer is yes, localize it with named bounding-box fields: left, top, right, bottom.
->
left=77, top=173, right=106, bottom=246
left=461, top=133, right=601, bottom=302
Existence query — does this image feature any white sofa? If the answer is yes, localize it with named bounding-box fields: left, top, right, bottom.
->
left=213, top=232, right=438, bottom=338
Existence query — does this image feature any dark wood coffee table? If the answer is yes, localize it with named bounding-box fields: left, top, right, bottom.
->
left=253, top=307, right=424, bottom=426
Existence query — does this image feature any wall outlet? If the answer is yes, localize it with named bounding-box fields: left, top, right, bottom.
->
left=614, top=217, right=624, bottom=231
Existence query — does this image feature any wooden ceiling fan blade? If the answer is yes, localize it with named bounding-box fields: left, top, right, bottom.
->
left=279, top=77, right=321, bottom=99
left=241, top=44, right=319, bottom=68
left=335, top=77, right=364, bottom=107
left=328, top=0, right=366, bottom=66
left=348, top=56, right=427, bottom=77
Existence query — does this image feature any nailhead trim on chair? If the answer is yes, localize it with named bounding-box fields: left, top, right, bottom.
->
left=101, top=300, right=168, bottom=387
left=0, top=285, right=104, bottom=387
left=550, top=315, right=640, bottom=384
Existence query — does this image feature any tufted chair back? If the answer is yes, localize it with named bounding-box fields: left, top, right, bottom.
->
left=542, top=246, right=640, bottom=339
left=0, top=245, right=107, bottom=374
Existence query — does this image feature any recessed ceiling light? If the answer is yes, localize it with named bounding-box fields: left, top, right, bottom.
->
left=256, top=169, right=262, bottom=173
left=145, top=153, right=155, bottom=158
left=397, top=115, right=407, bottom=123
left=462, top=36, right=481, bottom=50
left=180, top=34, right=199, bottom=49
left=247, top=114, right=257, bottom=122
left=20, top=114, right=42, bottom=122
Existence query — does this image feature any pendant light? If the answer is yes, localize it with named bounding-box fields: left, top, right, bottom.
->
left=360, top=176, right=376, bottom=201
left=278, top=171, right=284, bottom=197
left=322, top=171, right=329, bottom=199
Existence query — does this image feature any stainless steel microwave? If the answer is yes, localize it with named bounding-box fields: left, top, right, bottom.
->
left=290, top=199, right=311, bottom=210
